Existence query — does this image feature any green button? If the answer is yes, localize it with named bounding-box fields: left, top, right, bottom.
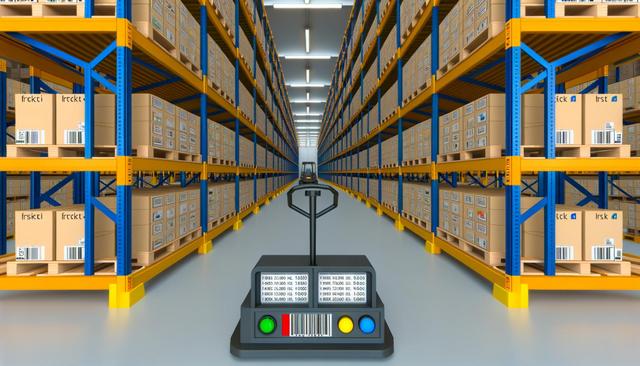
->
left=258, top=315, right=276, bottom=334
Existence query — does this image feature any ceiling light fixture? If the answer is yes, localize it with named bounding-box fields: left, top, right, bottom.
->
left=306, top=68, right=310, bottom=83
left=295, top=120, right=322, bottom=123
left=306, top=106, right=310, bottom=114
left=282, top=55, right=333, bottom=60
left=272, top=4, right=343, bottom=9
left=306, top=92, right=310, bottom=101
left=294, top=112, right=322, bottom=116
left=288, top=83, right=326, bottom=88
left=305, top=28, right=310, bottom=53
left=296, top=126, right=321, bottom=130
left=291, top=100, right=325, bottom=103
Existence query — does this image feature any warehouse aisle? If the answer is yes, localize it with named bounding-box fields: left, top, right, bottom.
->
left=1, top=189, right=639, bottom=366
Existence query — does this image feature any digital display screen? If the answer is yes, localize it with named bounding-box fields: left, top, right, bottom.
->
left=318, top=272, right=367, bottom=304
left=260, top=272, right=309, bottom=304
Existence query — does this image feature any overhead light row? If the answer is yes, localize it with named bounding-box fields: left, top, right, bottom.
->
left=272, top=3, right=343, bottom=9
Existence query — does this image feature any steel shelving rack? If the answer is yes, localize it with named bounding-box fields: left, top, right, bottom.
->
left=0, top=0, right=298, bottom=308
left=318, top=0, right=640, bottom=308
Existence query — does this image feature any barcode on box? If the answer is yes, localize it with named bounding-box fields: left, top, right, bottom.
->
left=592, top=246, right=622, bottom=261
left=591, top=129, right=622, bottom=144
left=288, top=313, right=332, bottom=337
left=556, top=246, right=574, bottom=261
left=64, top=245, right=84, bottom=260
left=16, top=130, right=44, bottom=144
left=16, top=246, right=44, bottom=261
left=64, top=130, right=84, bottom=144
left=556, top=130, right=574, bottom=145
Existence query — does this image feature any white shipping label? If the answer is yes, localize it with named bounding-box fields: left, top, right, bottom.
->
left=16, top=129, right=45, bottom=144
left=152, top=196, right=163, bottom=208
left=318, top=272, right=368, bottom=304
left=16, top=246, right=44, bottom=261
left=64, top=129, right=84, bottom=144
left=556, top=130, right=574, bottom=145
left=260, top=272, right=309, bottom=304
left=556, top=246, right=574, bottom=261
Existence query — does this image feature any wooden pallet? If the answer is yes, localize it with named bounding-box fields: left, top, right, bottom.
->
left=0, top=2, right=115, bottom=17
left=134, top=228, right=202, bottom=266
left=521, top=144, right=630, bottom=158
left=630, top=150, right=638, bottom=157
left=0, top=255, right=14, bottom=276
left=211, top=4, right=235, bottom=40
left=381, top=163, right=399, bottom=169
left=134, top=22, right=179, bottom=59
left=401, top=3, right=428, bottom=43
left=437, top=228, right=504, bottom=266
left=208, top=157, right=235, bottom=166
left=438, top=145, right=503, bottom=162
left=462, top=22, right=504, bottom=61
left=381, top=202, right=398, bottom=213
left=436, top=54, right=461, bottom=79
left=402, top=212, right=429, bottom=230
left=402, top=158, right=429, bottom=166
left=518, top=259, right=631, bottom=276
left=5, top=259, right=125, bottom=277
left=176, top=151, right=202, bottom=162
left=178, top=52, right=202, bottom=76
left=555, top=2, right=640, bottom=18
left=208, top=212, right=236, bottom=231
left=7, top=144, right=117, bottom=158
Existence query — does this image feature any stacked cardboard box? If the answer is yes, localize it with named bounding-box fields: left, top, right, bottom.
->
left=402, top=118, right=431, bottom=164
left=611, top=200, right=640, bottom=235
left=463, top=94, right=505, bottom=152
left=522, top=94, right=582, bottom=145
left=623, top=124, right=639, bottom=153
left=611, top=177, right=640, bottom=198
left=438, top=1, right=463, bottom=74
left=381, top=178, right=398, bottom=210
left=6, top=78, right=29, bottom=110
left=381, top=135, right=398, bottom=166
left=400, top=0, right=422, bottom=39
left=133, top=0, right=177, bottom=57
left=256, top=67, right=266, bottom=102
left=402, top=182, right=431, bottom=227
left=439, top=108, right=462, bottom=157
left=583, top=94, right=623, bottom=145
left=239, top=179, right=255, bottom=210
left=239, top=84, right=253, bottom=122
left=238, top=135, right=253, bottom=167
left=132, top=94, right=178, bottom=155
left=129, top=188, right=178, bottom=257
left=380, top=25, right=397, bottom=72
left=440, top=186, right=540, bottom=259
left=208, top=181, right=235, bottom=224
left=524, top=204, right=624, bottom=262
left=239, top=27, right=253, bottom=76
left=380, top=82, right=398, bottom=122
left=176, top=107, right=199, bottom=157
left=256, top=144, right=266, bottom=168
left=402, top=35, right=431, bottom=106
left=207, top=121, right=235, bottom=164
left=350, top=86, right=362, bottom=122
left=176, top=1, right=200, bottom=73
left=14, top=204, right=115, bottom=263
left=210, top=0, right=235, bottom=40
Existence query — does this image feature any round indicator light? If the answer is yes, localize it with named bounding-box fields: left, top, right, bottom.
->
left=359, top=316, right=376, bottom=334
left=338, top=316, right=354, bottom=334
left=258, top=315, right=276, bottom=334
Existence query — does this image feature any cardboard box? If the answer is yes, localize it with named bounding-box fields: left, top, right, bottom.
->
left=15, top=94, right=55, bottom=145
left=56, top=94, right=116, bottom=146
left=132, top=94, right=176, bottom=151
left=582, top=94, right=623, bottom=145
left=132, top=0, right=176, bottom=52
left=55, top=205, right=115, bottom=261
left=522, top=94, right=582, bottom=145
left=15, top=209, right=55, bottom=261
left=523, top=205, right=583, bottom=261
left=582, top=208, right=623, bottom=261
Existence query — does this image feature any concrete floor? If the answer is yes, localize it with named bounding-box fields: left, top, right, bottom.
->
left=1, top=189, right=639, bottom=366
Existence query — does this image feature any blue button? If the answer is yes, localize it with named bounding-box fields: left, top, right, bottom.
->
left=359, top=316, right=376, bottom=334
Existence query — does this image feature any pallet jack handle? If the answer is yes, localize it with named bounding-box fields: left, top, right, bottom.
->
left=287, top=184, right=339, bottom=266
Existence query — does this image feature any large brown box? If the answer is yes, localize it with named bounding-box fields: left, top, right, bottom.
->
left=582, top=94, right=623, bottom=145
left=522, top=94, right=582, bottom=145
left=523, top=205, right=583, bottom=261
left=56, top=94, right=116, bottom=146
left=15, top=94, right=55, bottom=145
left=55, top=206, right=115, bottom=261
left=582, top=208, right=623, bottom=261
left=15, top=209, right=55, bottom=261
left=133, top=0, right=177, bottom=54
left=469, top=94, right=504, bottom=150
left=132, top=94, right=176, bottom=152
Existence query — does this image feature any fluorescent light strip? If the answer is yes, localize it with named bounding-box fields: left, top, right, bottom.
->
left=305, top=28, right=310, bottom=53
left=294, top=113, right=322, bottom=116
left=283, top=55, right=333, bottom=60
left=296, top=126, right=321, bottom=130
left=288, top=83, right=326, bottom=88
left=295, top=120, right=321, bottom=123
left=291, top=100, right=325, bottom=103
left=272, top=4, right=343, bottom=9
left=306, top=68, right=310, bottom=83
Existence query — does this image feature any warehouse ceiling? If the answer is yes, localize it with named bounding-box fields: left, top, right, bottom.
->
left=266, top=0, right=353, bottom=147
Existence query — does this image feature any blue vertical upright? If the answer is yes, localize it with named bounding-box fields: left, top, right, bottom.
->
left=234, top=0, right=241, bottom=221
left=0, top=61, right=6, bottom=254
left=115, top=0, right=133, bottom=276
left=83, top=63, right=96, bottom=275
left=200, top=4, right=209, bottom=237
left=430, top=4, right=439, bottom=238
left=28, top=72, right=42, bottom=209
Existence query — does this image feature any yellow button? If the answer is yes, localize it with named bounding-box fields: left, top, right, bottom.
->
left=338, top=316, right=354, bottom=334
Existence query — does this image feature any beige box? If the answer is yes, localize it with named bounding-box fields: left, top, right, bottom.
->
left=522, top=94, right=582, bottom=145
left=582, top=94, right=623, bottom=145
left=523, top=205, right=583, bottom=261
left=468, top=94, right=504, bottom=150
left=55, top=206, right=115, bottom=261
left=15, top=94, right=55, bottom=145
left=132, top=94, right=176, bottom=152
left=55, top=94, right=116, bottom=146
left=582, top=208, right=624, bottom=261
left=133, top=0, right=176, bottom=53
left=15, top=209, right=55, bottom=261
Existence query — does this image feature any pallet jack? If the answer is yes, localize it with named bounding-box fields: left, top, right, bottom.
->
left=230, top=183, right=394, bottom=358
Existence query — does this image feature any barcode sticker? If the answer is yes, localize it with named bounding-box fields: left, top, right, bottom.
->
left=591, top=129, right=622, bottom=144
left=556, top=130, right=574, bottom=145
left=592, top=246, right=618, bottom=261
left=64, top=130, right=84, bottom=144
left=16, top=129, right=45, bottom=144
left=556, top=246, right=574, bottom=261
left=16, top=246, right=44, bottom=261
left=286, top=313, right=332, bottom=338
left=64, top=245, right=84, bottom=260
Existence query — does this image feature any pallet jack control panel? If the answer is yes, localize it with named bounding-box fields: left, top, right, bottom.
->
left=230, top=184, right=394, bottom=358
